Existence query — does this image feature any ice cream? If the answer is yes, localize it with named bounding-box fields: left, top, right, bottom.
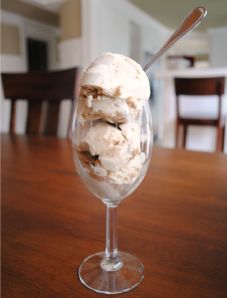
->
left=75, top=52, right=150, bottom=185
left=79, top=52, right=150, bottom=123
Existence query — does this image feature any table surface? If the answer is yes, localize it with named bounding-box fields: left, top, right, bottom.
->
left=2, top=134, right=227, bottom=298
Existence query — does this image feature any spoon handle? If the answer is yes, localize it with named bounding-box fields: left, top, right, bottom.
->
left=143, top=7, right=207, bottom=72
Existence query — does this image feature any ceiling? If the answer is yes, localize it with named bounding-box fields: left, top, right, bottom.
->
left=17, top=0, right=227, bottom=32
left=20, top=0, right=64, bottom=12
left=129, top=0, right=227, bottom=31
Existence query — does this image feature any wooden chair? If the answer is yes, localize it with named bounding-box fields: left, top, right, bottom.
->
left=1, top=67, right=79, bottom=136
left=174, top=77, right=225, bottom=152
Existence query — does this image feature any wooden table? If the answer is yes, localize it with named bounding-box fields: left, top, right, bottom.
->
left=2, top=134, right=227, bottom=298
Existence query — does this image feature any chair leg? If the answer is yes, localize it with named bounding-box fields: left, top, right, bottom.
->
left=9, top=100, right=16, bottom=133
left=216, top=126, right=225, bottom=152
left=222, top=125, right=225, bottom=152
left=175, top=122, right=180, bottom=148
left=216, top=127, right=223, bottom=152
left=183, top=125, right=187, bottom=149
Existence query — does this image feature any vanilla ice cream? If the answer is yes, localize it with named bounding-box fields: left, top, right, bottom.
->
left=75, top=52, right=151, bottom=185
left=79, top=52, right=150, bottom=123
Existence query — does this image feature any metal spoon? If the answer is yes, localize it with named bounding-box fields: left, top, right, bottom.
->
left=143, top=6, right=207, bottom=73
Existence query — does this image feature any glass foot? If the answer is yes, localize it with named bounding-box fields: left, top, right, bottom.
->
left=78, top=251, right=144, bottom=294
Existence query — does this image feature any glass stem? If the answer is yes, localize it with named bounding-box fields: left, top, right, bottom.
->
left=101, top=204, right=123, bottom=271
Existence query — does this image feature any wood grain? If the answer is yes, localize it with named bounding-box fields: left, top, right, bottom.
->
left=2, top=134, right=227, bottom=298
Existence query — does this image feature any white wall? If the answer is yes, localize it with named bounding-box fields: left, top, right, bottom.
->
left=1, top=10, right=60, bottom=134
left=57, top=37, right=82, bottom=137
left=209, top=27, right=227, bottom=67
left=81, top=0, right=170, bottom=68
left=58, top=38, right=82, bottom=68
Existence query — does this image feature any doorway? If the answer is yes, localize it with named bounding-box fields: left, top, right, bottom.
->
left=26, top=38, right=48, bottom=71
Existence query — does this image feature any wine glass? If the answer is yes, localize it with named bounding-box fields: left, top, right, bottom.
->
left=71, top=98, right=153, bottom=294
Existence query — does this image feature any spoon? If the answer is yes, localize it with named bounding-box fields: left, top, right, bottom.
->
left=143, top=6, right=207, bottom=73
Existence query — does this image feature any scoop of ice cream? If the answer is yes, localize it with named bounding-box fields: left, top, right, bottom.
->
left=81, top=53, right=150, bottom=100
left=84, top=122, right=129, bottom=172
left=80, top=95, right=144, bottom=123
left=80, top=121, right=144, bottom=184
left=79, top=53, right=150, bottom=123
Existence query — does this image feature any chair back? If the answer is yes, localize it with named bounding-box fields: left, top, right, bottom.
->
left=174, top=77, right=225, bottom=120
left=1, top=67, right=79, bottom=135
left=174, top=77, right=225, bottom=96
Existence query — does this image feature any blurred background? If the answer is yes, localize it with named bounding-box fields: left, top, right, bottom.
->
left=1, top=0, right=227, bottom=152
